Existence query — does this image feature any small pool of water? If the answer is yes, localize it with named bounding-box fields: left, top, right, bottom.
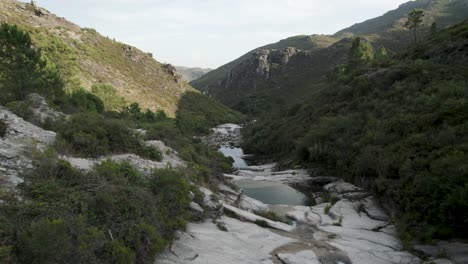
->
left=235, top=180, right=308, bottom=205
left=219, top=146, right=308, bottom=206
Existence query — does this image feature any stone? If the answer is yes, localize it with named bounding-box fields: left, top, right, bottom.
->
left=189, top=202, right=204, bottom=221
left=277, top=250, right=320, bottom=264
left=157, top=216, right=296, bottom=264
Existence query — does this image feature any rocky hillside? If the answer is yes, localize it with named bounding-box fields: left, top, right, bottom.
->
left=191, top=0, right=468, bottom=114
left=175, top=66, right=212, bottom=82
left=242, top=20, right=468, bottom=241
left=0, top=0, right=196, bottom=116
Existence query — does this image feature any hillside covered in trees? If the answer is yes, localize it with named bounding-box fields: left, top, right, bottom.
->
left=242, top=20, right=468, bottom=241
left=191, top=0, right=468, bottom=116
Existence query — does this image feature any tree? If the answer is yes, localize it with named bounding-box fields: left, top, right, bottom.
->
left=404, top=9, right=425, bottom=44
left=430, top=22, right=438, bottom=35
left=375, top=47, right=388, bottom=62
left=0, top=23, right=64, bottom=103
left=348, top=37, right=374, bottom=70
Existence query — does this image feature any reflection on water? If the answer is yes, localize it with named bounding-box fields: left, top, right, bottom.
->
left=218, top=147, right=248, bottom=168
left=219, top=146, right=308, bottom=206
left=235, top=180, right=307, bottom=205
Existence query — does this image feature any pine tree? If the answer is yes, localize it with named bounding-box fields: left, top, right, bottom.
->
left=430, top=22, right=438, bottom=35
left=404, top=9, right=425, bottom=44
left=375, top=47, right=388, bottom=62
left=0, top=23, right=63, bottom=103
left=348, top=37, right=374, bottom=70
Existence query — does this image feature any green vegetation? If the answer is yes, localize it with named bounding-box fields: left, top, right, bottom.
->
left=243, top=22, right=468, bottom=241
left=0, top=24, right=64, bottom=104
left=56, top=112, right=161, bottom=161
left=404, top=9, right=425, bottom=44
left=348, top=37, right=374, bottom=68
left=92, top=83, right=128, bottom=111
left=176, top=91, right=244, bottom=135
left=191, top=0, right=468, bottom=117
left=0, top=22, right=239, bottom=263
left=0, top=151, right=189, bottom=263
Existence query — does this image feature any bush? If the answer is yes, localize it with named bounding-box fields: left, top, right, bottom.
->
left=0, top=23, right=65, bottom=104
left=0, top=154, right=190, bottom=263
left=92, top=83, right=127, bottom=111
left=136, top=145, right=163, bottom=162
left=57, top=112, right=160, bottom=158
left=0, top=119, right=7, bottom=138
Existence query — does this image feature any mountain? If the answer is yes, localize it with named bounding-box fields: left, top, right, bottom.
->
left=191, top=0, right=468, bottom=115
left=0, top=0, right=196, bottom=116
left=175, top=66, right=212, bottom=82
left=242, top=20, right=468, bottom=240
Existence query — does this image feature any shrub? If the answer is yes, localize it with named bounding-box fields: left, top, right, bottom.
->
left=324, top=204, right=332, bottom=215
left=136, top=145, right=163, bottom=162
left=92, top=83, right=127, bottom=111
left=0, top=153, right=190, bottom=263
left=58, top=112, right=160, bottom=158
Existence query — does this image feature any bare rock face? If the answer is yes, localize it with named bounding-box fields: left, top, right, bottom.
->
left=0, top=107, right=56, bottom=188
left=24, top=93, right=69, bottom=126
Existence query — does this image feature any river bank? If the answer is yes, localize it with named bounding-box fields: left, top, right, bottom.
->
left=157, top=124, right=465, bottom=264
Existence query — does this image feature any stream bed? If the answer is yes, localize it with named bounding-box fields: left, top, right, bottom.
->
left=219, top=147, right=308, bottom=206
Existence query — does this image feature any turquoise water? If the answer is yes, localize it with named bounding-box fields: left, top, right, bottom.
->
left=235, top=180, right=308, bottom=205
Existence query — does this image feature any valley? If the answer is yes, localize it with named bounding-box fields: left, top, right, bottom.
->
left=0, top=0, right=467, bottom=263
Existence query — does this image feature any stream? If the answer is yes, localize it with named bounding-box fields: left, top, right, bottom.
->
left=158, top=124, right=457, bottom=264
left=218, top=147, right=308, bottom=206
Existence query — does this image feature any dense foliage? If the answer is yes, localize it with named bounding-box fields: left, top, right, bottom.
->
left=243, top=22, right=468, bottom=241
left=0, top=151, right=189, bottom=263
left=0, top=23, right=239, bottom=263
left=57, top=112, right=161, bottom=161
left=0, top=23, right=64, bottom=103
left=176, top=91, right=244, bottom=135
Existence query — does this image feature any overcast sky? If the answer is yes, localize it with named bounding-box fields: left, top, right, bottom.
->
left=32, top=0, right=410, bottom=68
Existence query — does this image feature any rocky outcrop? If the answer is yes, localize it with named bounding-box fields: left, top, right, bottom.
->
left=24, top=93, right=68, bottom=126
left=63, top=140, right=185, bottom=174
left=201, top=123, right=242, bottom=147
left=0, top=107, right=56, bottom=188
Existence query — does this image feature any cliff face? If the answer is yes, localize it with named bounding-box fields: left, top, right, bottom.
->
left=0, top=0, right=195, bottom=116
left=191, top=0, right=468, bottom=115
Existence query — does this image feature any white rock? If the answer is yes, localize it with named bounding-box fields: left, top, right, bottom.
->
left=223, top=204, right=294, bottom=232
left=158, top=216, right=296, bottom=264
left=277, top=250, right=320, bottom=264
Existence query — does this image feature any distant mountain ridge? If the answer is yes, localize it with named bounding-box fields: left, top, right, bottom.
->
left=175, top=66, right=212, bottom=82
left=191, top=0, right=468, bottom=114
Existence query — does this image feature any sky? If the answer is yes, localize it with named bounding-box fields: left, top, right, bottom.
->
left=31, top=0, right=410, bottom=68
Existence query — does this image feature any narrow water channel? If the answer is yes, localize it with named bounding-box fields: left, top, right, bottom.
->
left=219, top=146, right=308, bottom=206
